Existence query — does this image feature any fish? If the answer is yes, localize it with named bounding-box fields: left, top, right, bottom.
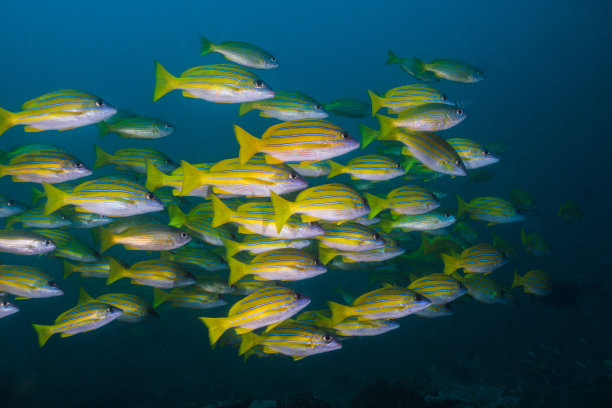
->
left=93, top=145, right=177, bottom=174
left=0, top=230, right=57, bottom=255
left=414, top=304, right=453, bottom=318
left=408, top=273, right=466, bottom=305
left=287, top=161, right=331, bottom=178
left=491, top=232, right=518, bottom=258
left=0, top=298, right=19, bottom=319
left=447, top=138, right=499, bottom=169
left=1, top=143, right=66, bottom=162
left=221, top=236, right=311, bottom=257
left=557, top=201, right=582, bottom=223
left=227, top=248, right=326, bottom=284
left=369, top=84, right=455, bottom=115
left=420, top=235, right=465, bottom=256
left=160, top=247, right=227, bottom=272
left=456, top=195, right=525, bottom=225
left=0, top=89, right=116, bottom=136
left=145, top=161, right=212, bottom=197
left=0, top=264, right=63, bottom=298
left=107, top=257, right=196, bottom=289
left=211, top=196, right=324, bottom=239
left=78, top=288, right=158, bottom=323
left=153, top=286, right=227, bottom=310
left=327, top=155, right=405, bottom=181
left=453, top=221, right=479, bottom=243
left=510, top=189, right=536, bottom=211
left=318, top=231, right=404, bottom=264
left=0, top=194, right=27, bottom=218
left=269, top=183, right=369, bottom=232
left=327, top=286, right=431, bottom=326
left=0, top=148, right=92, bottom=184
left=323, top=98, right=371, bottom=118
left=512, top=269, right=552, bottom=296
left=97, top=110, right=175, bottom=139
left=232, top=276, right=283, bottom=295
left=453, top=273, right=503, bottom=304
left=5, top=206, right=72, bottom=229
left=238, top=321, right=341, bottom=360
left=195, top=275, right=236, bottom=294
left=63, top=259, right=111, bottom=279
left=234, top=119, right=359, bottom=164
left=484, top=142, right=512, bottom=156
left=441, top=244, right=507, bottom=275
left=168, top=205, right=232, bottom=246
left=364, top=185, right=439, bottom=218
left=96, top=224, right=191, bottom=253
left=199, top=36, right=279, bottom=69
left=385, top=51, right=440, bottom=82
left=42, top=176, right=164, bottom=217
left=32, top=302, right=123, bottom=347
left=379, top=212, right=456, bottom=233
left=105, top=214, right=161, bottom=234
left=239, top=91, right=328, bottom=121
left=315, top=222, right=386, bottom=251
left=416, top=58, right=485, bottom=83
left=521, top=230, right=551, bottom=257
left=198, top=286, right=310, bottom=345
left=376, top=103, right=466, bottom=133
left=153, top=62, right=274, bottom=103
left=35, top=229, right=101, bottom=262
left=63, top=208, right=113, bottom=229
left=314, top=312, right=400, bottom=337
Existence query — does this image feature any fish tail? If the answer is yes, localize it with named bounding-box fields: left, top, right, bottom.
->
left=198, top=316, right=231, bottom=346
left=180, top=160, right=206, bottom=196
left=327, top=301, right=352, bottom=327
left=401, top=157, right=418, bottom=171
left=97, top=227, right=116, bottom=253
left=77, top=287, right=95, bottom=306
left=379, top=218, right=394, bottom=233
left=211, top=194, right=234, bottom=228
left=199, top=36, right=216, bottom=56
left=441, top=253, right=460, bottom=275
left=153, top=61, right=178, bottom=102
left=270, top=191, right=295, bottom=233
left=97, top=121, right=111, bottom=137
left=367, top=89, right=383, bottom=116
left=42, top=182, right=68, bottom=215
left=31, top=186, right=45, bottom=205
left=152, top=287, right=168, bottom=308
left=359, top=124, right=380, bottom=149
left=326, top=160, right=345, bottom=178
left=32, top=324, right=54, bottom=347
left=168, top=204, right=187, bottom=228
left=421, top=235, right=433, bottom=255
left=238, top=331, right=262, bottom=356
left=318, top=245, right=338, bottom=265
left=0, top=106, right=15, bottom=137
left=456, top=194, right=468, bottom=219
left=93, top=144, right=112, bottom=170
left=238, top=102, right=254, bottom=116
left=386, top=50, right=400, bottom=65
left=63, top=260, right=77, bottom=279
left=363, top=192, right=386, bottom=218
left=4, top=216, right=16, bottom=229
left=511, top=270, right=522, bottom=289
left=520, top=229, right=527, bottom=246
left=233, top=125, right=260, bottom=164
left=220, top=237, right=241, bottom=258
left=106, top=257, right=128, bottom=285
left=227, top=256, right=250, bottom=285
left=145, top=160, right=168, bottom=192
left=375, top=114, right=395, bottom=138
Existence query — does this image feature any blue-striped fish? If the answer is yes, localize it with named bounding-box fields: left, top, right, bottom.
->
left=0, top=298, right=19, bottom=319
left=63, top=259, right=111, bottom=279
left=0, top=264, right=63, bottom=298
left=521, top=230, right=551, bottom=257
left=221, top=236, right=311, bottom=257
left=227, top=248, right=326, bottom=284
left=441, top=243, right=506, bottom=275
left=107, top=257, right=196, bottom=289
left=318, top=231, right=404, bottom=264
left=0, top=194, right=27, bottom=218
left=327, top=286, right=431, bottom=326
left=270, top=183, right=369, bottom=232
left=414, top=303, right=453, bottom=318
left=364, top=185, right=439, bottom=218
left=239, top=321, right=341, bottom=360
left=287, top=161, right=331, bottom=178
left=5, top=206, right=72, bottom=229
left=32, top=302, right=123, bottom=347
left=35, top=229, right=101, bottom=262
left=315, top=222, right=385, bottom=251
left=98, top=110, right=175, bottom=139
left=327, top=155, right=405, bottom=181
left=376, top=104, right=466, bottom=133
left=369, top=84, right=454, bottom=115
left=315, top=313, right=400, bottom=337
left=93, top=145, right=177, bottom=174
left=78, top=288, right=158, bottom=323
left=168, top=204, right=232, bottom=246
left=145, top=161, right=212, bottom=198
left=324, top=98, right=371, bottom=118
left=379, top=212, right=456, bottom=233
left=454, top=273, right=504, bottom=304
left=386, top=51, right=440, bottom=82
left=510, top=188, right=536, bottom=211
left=0, top=148, right=91, bottom=183
left=153, top=286, right=227, bottom=310
left=407, top=273, right=466, bottom=305
left=199, top=286, right=310, bottom=345
left=512, top=270, right=552, bottom=296
left=1, top=143, right=65, bottom=162
left=105, top=214, right=161, bottom=234
left=447, top=138, right=499, bottom=170
left=212, top=196, right=324, bottom=239
left=232, top=275, right=284, bottom=295
left=239, top=91, right=328, bottom=121
left=161, top=247, right=227, bottom=272
left=199, top=36, right=279, bottom=69
left=0, top=230, right=56, bottom=255
left=153, top=62, right=274, bottom=103
left=557, top=201, right=582, bottom=223
left=457, top=195, right=525, bottom=225
left=234, top=119, right=359, bottom=164
left=43, top=176, right=164, bottom=217
left=0, top=89, right=116, bottom=136
left=97, top=224, right=191, bottom=253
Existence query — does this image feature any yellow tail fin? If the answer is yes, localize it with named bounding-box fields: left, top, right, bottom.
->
left=32, top=324, right=54, bottom=347
left=220, top=237, right=242, bottom=258
left=318, top=245, right=338, bottom=265
left=0, top=106, right=15, bottom=137
left=359, top=124, right=380, bottom=149
left=31, top=186, right=45, bottom=205
left=368, top=89, right=384, bottom=116
left=211, top=194, right=234, bottom=228
left=456, top=194, right=469, bottom=219
left=198, top=316, right=232, bottom=346
left=168, top=204, right=187, bottom=228
left=63, top=261, right=77, bottom=279
left=511, top=270, right=522, bottom=289
left=97, top=227, right=116, bottom=253
left=93, top=144, right=113, bottom=170
left=180, top=160, right=207, bottom=196
left=106, top=257, right=129, bottom=285
left=199, top=36, right=216, bottom=56
left=270, top=191, right=296, bottom=233
left=238, top=331, right=262, bottom=355
left=152, top=287, right=168, bottom=308
left=326, top=160, right=345, bottom=178
left=441, top=253, right=460, bottom=275
left=327, top=301, right=352, bottom=327
left=238, top=102, right=255, bottom=116
left=145, top=160, right=168, bottom=191
left=363, top=192, right=387, bottom=218
left=77, top=287, right=95, bottom=306
left=376, top=114, right=395, bottom=137
left=227, top=257, right=250, bottom=285
left=234, top=125, right=261, bottom=164
left=153, top=61, right=178, bottom=102
left=42, top=182, right=69, bottom=215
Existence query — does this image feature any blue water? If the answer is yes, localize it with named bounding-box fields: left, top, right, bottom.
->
left=2, top=1, right=611, bottom=407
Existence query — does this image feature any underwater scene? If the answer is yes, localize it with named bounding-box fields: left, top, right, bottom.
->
left=1, top=1, right=611, bottom=407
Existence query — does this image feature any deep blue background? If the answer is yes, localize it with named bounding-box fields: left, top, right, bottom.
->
left=1, top=1, right=611, bottom=407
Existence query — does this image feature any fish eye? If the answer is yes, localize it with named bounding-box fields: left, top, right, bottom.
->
left=43, top=240, right=53, bottom=246
left=48, top=280, right=57, bottom=287
left=6, top=200, right=15, bottom=206
left=482, top=149, right=490, bottom=156
left=254, top=79, right=264, bottom=88
left=164, top=123, right=171, bottom=128
left=308, top=221, right=317, bottom=226
left=456, top=109, right=464, bottom=115
left=341, top=131, right=350, bottom=139
left=1, top=300, right=9, bottom=307
left=323, top=334, right=333, bottom=343
left=445, top=212, right=451, bottom=217
left=362, top=197, right=368, bottom=205
left=289, top=172, right=298, bottom=180
left=107, top=305, right=116, bottom=313
left=441, top=95, right=447, bottom=101
left=164, top=159, right=171, bottom=164
left=373, top=233, right=381, bottom=241
left=270, top=56, right=277, bottom=62
left=314, top=104, right=323, bottom=110
left=314, top=259, right=322, bottom=266
left=414, top=293, right=425, bottom=301
left=73, top=161, right=84, bottom=168
left=455, top=159, right=461, bottom=165
left=146, top=192, right=156, bottom=200
left=61, top=215, right=68, bottom=220
left=395, top=163, right=402, bottom=169
left=181, top=232, right=188, bottom=238
left=95, top=99, right=105, bottom=107
left=294, top=293, right=302, bottom=300
left=477, top=70, right=482, bottom=76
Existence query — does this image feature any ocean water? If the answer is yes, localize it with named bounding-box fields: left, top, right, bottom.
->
left=1, top=1, right=611, bottom=407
